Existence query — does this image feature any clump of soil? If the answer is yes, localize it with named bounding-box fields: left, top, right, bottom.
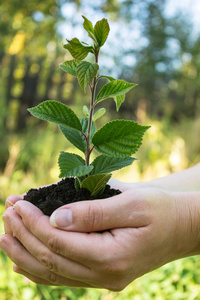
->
left=24, top=178, right=121, bottom=216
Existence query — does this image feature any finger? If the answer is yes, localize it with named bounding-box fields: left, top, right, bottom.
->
left=2, top=208, right=13, bottom=235
left=13, top=265, right=94, bottom=287
left=13, top=264, right=60, bottom=286
left=13, top=200, right=114, bottom=264
left=0, top=234, right=93, bottom=287
left=5, top=195, right=23, bottom=209
left=3, top=207, right=95, bottom=281
left=49, top=189, right=150, bottom=232
left=3, top=221, right=13, bottom=235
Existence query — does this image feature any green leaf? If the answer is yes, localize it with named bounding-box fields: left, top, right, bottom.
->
left=76, top=61, right=99, bottom=92
left=64, top=38, right=93, bottom=60
left=92, top=108, right=106, bottom=121
left=28, top=100, right=82, bottom=131
left=99, top=76, right=125, bottom=110
left=95, top=80, right=137, bottom=105
left=82, top=16, right=97, bottom=44
left=92, top=120, right=150, bottom=157
left=74, top=177, right=81, bottom=190
left=91, top=155, right=136, bottom=174
left=83, top=105, right=90, bottom=117
left=94, top=18, right=110, bottom=47
left=59, top=60, right=80, bottom=77
left=58, top=152, right=93, bottom=178
left=81, top=173, right=112, bottom=196
left=59, top=126, right=85, bottom=153
left=114, top=94, right=125, bottom=111
left=59, top=118, right=96, bottom=153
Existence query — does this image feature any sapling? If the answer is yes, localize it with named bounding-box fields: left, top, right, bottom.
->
left=27, top=16, right=150, bottom=199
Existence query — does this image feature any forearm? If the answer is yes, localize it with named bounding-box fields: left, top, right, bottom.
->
left=111, top=163, right=200, bottom=193
left=148, top=163, right=200, bottom=192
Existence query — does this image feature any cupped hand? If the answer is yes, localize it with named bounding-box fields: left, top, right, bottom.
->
left=1, top=187, right=199, bottom=291
left=3, top=178, right=133, bottom=236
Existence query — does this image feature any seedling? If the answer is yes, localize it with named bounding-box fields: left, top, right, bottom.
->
left=28, top=16, right=150, bottom=197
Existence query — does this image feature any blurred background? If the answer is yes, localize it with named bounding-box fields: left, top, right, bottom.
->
left=0, top=0, right=200, bottom=299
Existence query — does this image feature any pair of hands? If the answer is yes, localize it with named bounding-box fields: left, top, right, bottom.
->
left=1, top=178, right=199, bottom=291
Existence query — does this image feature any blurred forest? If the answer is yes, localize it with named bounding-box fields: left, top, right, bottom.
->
left=0, top=0, right=200, bottom=299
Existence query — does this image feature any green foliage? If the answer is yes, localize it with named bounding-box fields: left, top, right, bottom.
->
left=59, top=60, right=80, bottom=77
left=64, top=38, right=94, bottom=60
left=94, top=18, right=110, bottom=47
left=28, top=101, right=82, bottom=132
left=58, top=152, right=93, bottom=177
left=95, top=80, right=137, bottom=109
left=92, top=108, right=106, bottom=121
left=59, top=118, right=96, bottom=154
left=28, top=16, right=149, bottom=196
left=92, top=120, right=150, bottom=157
left=81, top=173, right=112, bottom=196
left=76, top=61, right=99, bottom=92
left=91, top=155, right=136, bottom=174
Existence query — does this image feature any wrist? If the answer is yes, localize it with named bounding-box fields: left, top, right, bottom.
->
left=172, top=191, right=200, bottom=258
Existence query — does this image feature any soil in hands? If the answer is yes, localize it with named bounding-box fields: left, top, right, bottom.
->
left=24, top=178, right=121, bottom=216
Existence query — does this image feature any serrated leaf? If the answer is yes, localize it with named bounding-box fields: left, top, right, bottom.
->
left=59, top=60, right=80, bottom=77
left=76, top=61, right=99, bottom=92
left=114, top=94, right=125, bottom=111
left=58, top=152, right=93, bottom=178
left=64, top=38, right=93, bottom=60
left=81, top=173, right=111, bottom=196
left=91, top=155, right=136, bottom=174
left=28, top=100, right=82, bottom=131
left=92, top=108, right=106, bottom=121
left=95, top=80, right=137, bottom=105
left=92, top=120, right=150, bottom=157
left=59, top=118, right=96, bottom=153
left=99, top=77, right=126, bottom=110
left=94, top=18, right=110, bottom=47
left=82, top=16, right=97, bottom=44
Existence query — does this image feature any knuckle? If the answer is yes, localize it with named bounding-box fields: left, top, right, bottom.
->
left=13, top=229, right=26, bottom=244
left=47, top=234, right=61, bottom=254
left=43, top=270, right=59, bottom=284
left=83, top=202, right=103, bottom=231
left=102, top=258, right=128, bottom=275
left=39, top=251, right=58, bottom=273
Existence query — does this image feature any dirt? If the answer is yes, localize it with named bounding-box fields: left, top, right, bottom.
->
left=24, top=178, right=121, bottom=216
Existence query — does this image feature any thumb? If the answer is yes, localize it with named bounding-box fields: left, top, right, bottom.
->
left=49, top=189, right=149, bottom=232
left=6, top=195, right=23, bottom=209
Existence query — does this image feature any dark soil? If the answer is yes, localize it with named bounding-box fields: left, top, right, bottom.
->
left=24, top=178, right=121, bottom=216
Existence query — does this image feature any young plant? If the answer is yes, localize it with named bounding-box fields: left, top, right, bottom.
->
left=28, top=16, right=150, bottom=197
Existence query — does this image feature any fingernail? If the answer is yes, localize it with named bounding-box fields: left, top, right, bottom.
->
left=0, top=238, right=8, bottom=254
left=6, top=200, right=14, bottom=207
left=50, top=209, right=72, bottom=228
left=2, top=214, right=11, bottom=226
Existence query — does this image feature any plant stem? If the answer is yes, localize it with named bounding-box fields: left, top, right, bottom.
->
left=85, top=49, right=99, bottom=166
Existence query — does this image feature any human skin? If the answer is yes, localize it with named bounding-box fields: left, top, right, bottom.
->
left=1, top=163, right=200, bottom=291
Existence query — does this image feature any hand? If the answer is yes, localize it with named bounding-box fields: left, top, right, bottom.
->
left=3, top=178, right=133, bottom=236
left=1, top=187, right=200, bottom=291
